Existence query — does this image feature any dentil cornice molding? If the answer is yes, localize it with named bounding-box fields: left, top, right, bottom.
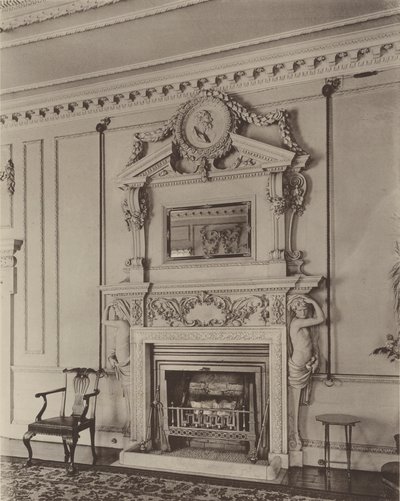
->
left=0, top=0, right=213, bottom=47
left=1, top=24, right=399, bottom=129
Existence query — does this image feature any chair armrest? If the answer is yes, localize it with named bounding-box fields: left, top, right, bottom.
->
left=81, top=389, right=100, bottom=420
left=34, top=387, right=66, bottom=421
left=35, top=387, right=66, bottom=398
left=83, top=389, right=100, bottom=401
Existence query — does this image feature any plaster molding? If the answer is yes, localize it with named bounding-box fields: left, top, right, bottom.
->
left=1, top=0, right=125, bottom=31
left=0, top=0, right=47, bottom=11
left=0, top=0, right=213, bottom=46
left=101, top=276, right=322, bottom=297
left=2, top=23, right=398, bottom=96
left=303, top=438, right=397, bottom=455
left=1, top=25, right=399, bottom=129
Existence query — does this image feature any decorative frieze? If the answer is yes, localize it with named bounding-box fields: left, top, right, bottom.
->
left=147, top=292, right=270, bottom=327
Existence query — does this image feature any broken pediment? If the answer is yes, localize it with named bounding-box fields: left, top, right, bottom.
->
left=116, top=90, right=309, bottom=188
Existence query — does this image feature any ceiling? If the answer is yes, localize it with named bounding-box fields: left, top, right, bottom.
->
left=1, top=0, right=399, bottom=97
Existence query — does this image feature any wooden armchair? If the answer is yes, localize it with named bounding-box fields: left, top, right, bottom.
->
left=23, top=368, right=104, bottom=475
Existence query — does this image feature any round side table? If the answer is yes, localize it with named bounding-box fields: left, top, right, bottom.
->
left=315, top=414, right=360, bottom=477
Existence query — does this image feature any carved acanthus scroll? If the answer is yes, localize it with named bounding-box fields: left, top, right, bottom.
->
left=147, top=292, right=271, bottom=327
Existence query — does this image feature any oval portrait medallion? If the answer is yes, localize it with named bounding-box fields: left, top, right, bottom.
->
left=174, top=96, right=236, bottom=161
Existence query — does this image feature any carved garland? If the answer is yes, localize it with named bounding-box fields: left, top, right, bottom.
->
left=0, top=159, right=15, bottom=195
left=125, top=89, right=307, bottom=168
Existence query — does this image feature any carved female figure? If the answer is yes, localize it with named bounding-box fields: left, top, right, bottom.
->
left=102, top=300, right=131, bottom=437
left=287, top=294, right=325, bottom=452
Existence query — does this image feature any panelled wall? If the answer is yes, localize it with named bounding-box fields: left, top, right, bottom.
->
left=1, top=65, right=399, bottom=469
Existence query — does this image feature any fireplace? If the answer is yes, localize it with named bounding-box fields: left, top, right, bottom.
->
left=153, top=344, right=269, bottom=457
left=102, top=276, right=322, bottom=480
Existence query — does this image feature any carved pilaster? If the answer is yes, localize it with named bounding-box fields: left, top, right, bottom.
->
left=266, top=172, right=287, bottom=263
left=121, top=186, right=149, bottom=282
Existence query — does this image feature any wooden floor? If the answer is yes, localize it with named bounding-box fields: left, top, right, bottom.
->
left=0, top=438, right=387, bottom=499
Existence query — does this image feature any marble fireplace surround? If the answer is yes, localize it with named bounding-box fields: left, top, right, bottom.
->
left=102, top=275, right=322, bottom=480
left=130, top=326, right=286, bottom=464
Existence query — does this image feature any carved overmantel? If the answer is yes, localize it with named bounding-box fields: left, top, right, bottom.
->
left=103, top=89, right=324, bottom=476
left=115, top=90, right=310, bottom=281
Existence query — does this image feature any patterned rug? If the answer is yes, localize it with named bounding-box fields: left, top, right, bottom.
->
left=0, top=457, right=375, bottom=501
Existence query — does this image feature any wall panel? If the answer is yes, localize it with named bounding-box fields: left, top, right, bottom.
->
left=23, top=140, right=45, bottom=355
left=57, top=133, right=99, bottom=368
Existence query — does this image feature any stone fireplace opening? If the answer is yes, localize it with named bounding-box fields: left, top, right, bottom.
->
left=153, top=344, right=269, bottom=458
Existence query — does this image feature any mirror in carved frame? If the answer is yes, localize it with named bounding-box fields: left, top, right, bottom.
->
left=166, top=201, right=251, bottom=260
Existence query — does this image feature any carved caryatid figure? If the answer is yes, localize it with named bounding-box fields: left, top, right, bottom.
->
left=102, top=300, right=131, bottom=437
left=287, top=294, right=325, bottom=450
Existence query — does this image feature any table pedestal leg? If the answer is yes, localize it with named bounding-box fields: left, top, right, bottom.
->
left=345, top=425, right=352, bottom=478
left=324, top=424, right=330, bottom=476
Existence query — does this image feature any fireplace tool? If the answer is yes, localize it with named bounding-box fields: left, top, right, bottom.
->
left=249, top=398, right=270, bottom=464
left=139, top=385, right=171, bottom=453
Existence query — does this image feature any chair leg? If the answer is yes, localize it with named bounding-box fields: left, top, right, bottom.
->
left=23, top=431, right=35, bottom=467
left=90, top=423, right=97, bottom=465
left=62, top=439, right=70, bottom=464
left=66, top=437, right=78, bottom=476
